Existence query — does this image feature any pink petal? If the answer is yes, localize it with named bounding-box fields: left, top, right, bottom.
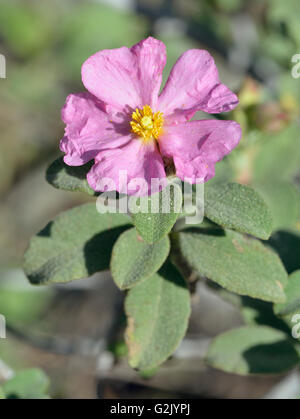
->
left=87, top=138, right=166, bottom=196
left=131, top=37, right=166, bottom=110
left=174, top=156, right=215, bottom=183
left=81, top=37, right=166, bottom=113
left=60, top=92, right=130, bottom=166
left=158, top=50, right=239, bottom=122
left=159, top=119, right=241, bottom=182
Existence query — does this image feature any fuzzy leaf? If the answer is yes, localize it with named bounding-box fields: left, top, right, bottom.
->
left=205, top=326, right=300, bottom=375
left=131, top=183, right=182, bottom=244
left=125, top=263, right=190, bottom=370
left=111, top=228, right=170, bottom=290
left=24, top=203, right=131, bottom=285
left=204, top=182, right=273, bottom=239
left=46, top=157, right=96, bottom=196
left=177, top=229, right=287, bottom=303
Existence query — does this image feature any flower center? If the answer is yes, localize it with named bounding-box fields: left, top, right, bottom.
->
left=130, top=105, right=164, bottom=142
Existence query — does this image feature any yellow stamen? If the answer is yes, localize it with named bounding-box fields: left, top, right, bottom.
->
left=130, top=105, right=164, bottom=142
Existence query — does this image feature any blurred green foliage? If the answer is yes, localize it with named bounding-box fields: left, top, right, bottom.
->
left=0, top=269, right=52, bottom=328
left=1, top=368, right=50, bottom=399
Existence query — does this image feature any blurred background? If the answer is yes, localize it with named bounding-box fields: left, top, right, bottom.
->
left=1, top=0, right=300, bottom=399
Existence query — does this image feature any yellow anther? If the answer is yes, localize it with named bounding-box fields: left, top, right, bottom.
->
left=130, top=105, right=164, bottom=142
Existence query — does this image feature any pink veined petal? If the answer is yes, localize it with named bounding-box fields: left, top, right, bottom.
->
left=174, top=156, right=215, bottom=183
left=81, top=37, right=166, bottom=114
left=158, top=49, right=239, bottom=122
left=159, top=119, right=242, bottom=183
left=131, top=37, right=166, bottom=110
left=60, top=92, right=131, bottom=166
left=87, top=138, right=166, bottom=196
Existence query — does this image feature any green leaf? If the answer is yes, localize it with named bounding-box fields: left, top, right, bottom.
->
left=125, top=263, right=190, bottom=370
left=46, top=157, right=96, bottom=196
left=204, top=182, right=273, bottom=239
left=24, top=203, right=131, bottom=285
left=131, top=183, right=182, bottom=244
left=275, top=270, right=300, bottom=317
left=0, top=387, right=5, bottom=399
left=177, top=229, right=287, bottom=303
left=205, top=326, right=300, bottom=375
left=253, top=181, right=300, bottom=231
left=111, top=228, right=170, bottom=290
left=2, top=369, right=50, bottom=399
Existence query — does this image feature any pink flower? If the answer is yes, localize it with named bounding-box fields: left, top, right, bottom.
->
left=60, top=37, right=241, bottom=195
